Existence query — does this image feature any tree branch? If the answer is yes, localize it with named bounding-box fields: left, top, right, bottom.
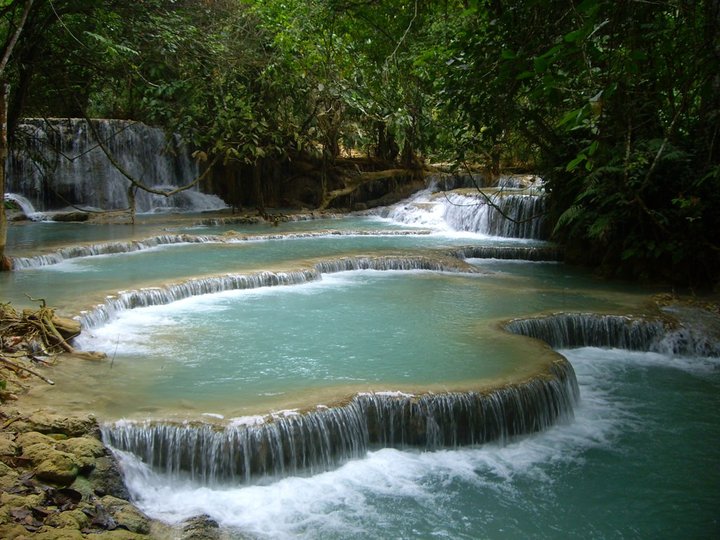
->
left=0, top=0, right=34, bottom=76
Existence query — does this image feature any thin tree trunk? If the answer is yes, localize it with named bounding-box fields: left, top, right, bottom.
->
left=0, top=83, right=9, bottom=271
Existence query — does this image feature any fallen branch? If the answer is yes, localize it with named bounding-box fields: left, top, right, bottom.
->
left=318, top=168, right=415, bottom=210
left=0, top=356, right=54, bottom=385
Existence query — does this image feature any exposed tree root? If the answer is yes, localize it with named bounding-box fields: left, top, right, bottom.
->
left=0, top=301, right=100, bottom=392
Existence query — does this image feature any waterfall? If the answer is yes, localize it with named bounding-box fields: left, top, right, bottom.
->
left=505, top=313, right=720, bottom=357
left=449, top=245, right=564, bottom=262
left=7, top=118, right=226, bottom=213
left=376, top=186, right=548, bottom=239
left=441, top=192, right=547, bottom=239
left=8, top=232, right=562, bottom=271
left=78, top=255, right=480, bottom=329
left=8, top=229, right=433, bottom=270
left=312, top=255, right=479, bottom=274
left=10, top=234, right=217, bottom=269
left=102, top=359, right=578, bottom=485
left=4, top=193, right=45, bottom=221
left=79, top=269, right=322, bottom=329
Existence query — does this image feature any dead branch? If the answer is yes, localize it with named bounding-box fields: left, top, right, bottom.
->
left=318, top=168, right=414, bottom=210
left=0, top=355, right=54, bottom=385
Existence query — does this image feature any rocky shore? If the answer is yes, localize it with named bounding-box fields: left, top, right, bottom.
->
left=0, top=407, right=159, bottom=539
left=0, top=309, right=228, bottom=539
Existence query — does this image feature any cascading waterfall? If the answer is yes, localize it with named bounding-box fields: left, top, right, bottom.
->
left=8, top=230, right=436, bottom=270
left=374, top=183, right=548, bottom=239
left=79, top=269, right=321, bottom=329
left=449, top=245, right=564, bottom=262
left=102, top=359, right=578, bottom=485
left=4, top=193, right=44, bottom=221
left=77, top=255, right=480, bottom=329
left=441, top=192, right=547, bottom=239
left=7, top=118, right=226, bottom=213
left=505, top=313, right=666, bottom=351
left=9, top=235, right=563, bottom=270
left=10, top=233, right=216, bottom=269
left=505, top=312, right=720, bottom=357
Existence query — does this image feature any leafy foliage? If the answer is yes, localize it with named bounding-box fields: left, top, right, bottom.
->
left=1, top=0, right=717, bottom=285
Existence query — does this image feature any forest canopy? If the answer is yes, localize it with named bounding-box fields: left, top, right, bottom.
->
left=1, top=0, right=718, bottom=286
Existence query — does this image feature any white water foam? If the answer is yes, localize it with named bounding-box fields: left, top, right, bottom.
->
left=4, top=193, right=48, bottom=221
left=376, top=188, right=544, bottom=242
left=75, top=272, right=375, bottom=354
left=113, top=347, right=697, bottom=538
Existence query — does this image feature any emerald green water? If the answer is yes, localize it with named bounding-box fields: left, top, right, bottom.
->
left=2, top=214, right=718, bottom=539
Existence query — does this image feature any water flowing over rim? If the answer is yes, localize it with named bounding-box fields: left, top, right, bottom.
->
left=76, top=253, right=482, bottom=329
left=102, top=357, right=579, bottom=485
left=504, top=311, right=720, bottom=357
left=9, top=229, right=433, bottom=269
left=8, top=228, right=563, bottom=270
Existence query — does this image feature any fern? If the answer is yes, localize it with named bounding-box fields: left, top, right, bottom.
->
left=552, top=204, right=584, bottom=235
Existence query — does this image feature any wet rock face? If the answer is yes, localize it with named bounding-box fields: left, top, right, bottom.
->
left=181, top=514, right=221, bottom=540
left=0, top=410, right=152, bottom=538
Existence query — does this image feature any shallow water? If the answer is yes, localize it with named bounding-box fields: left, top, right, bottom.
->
left=2, top=199, right=717, bottom=539
left=116, top=347, right=720, bottom=539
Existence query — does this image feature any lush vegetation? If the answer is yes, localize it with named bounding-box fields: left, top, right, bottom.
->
left=1, top=0, right=718, bottom=286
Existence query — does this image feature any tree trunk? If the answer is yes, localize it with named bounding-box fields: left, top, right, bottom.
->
left=0, top=83, right=9, bottom=271
left=253, top=159, right=265, bottom=214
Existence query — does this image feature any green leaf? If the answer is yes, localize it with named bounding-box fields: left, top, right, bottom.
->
left=566, top=153, right=587, bottom=171
left=534, top=56, right=549, bottom=73
left=563, top=29, right=585, bottom=43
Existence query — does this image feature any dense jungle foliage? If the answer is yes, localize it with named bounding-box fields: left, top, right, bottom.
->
left=0, top=0, right=718, bottom=286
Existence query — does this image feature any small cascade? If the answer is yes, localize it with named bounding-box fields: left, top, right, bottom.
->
left=506, top=313, right=666, bottom=351
left=8, top=229, right=432, bottom=270
left=78, top=255, right=480, bottom=329
left=496, top=175, right=542, bottom=189
left=103, top=360, right=578, bottom=485
left=313, top=254, right=478, bottom=274
left=79, top=269, right=321, bottom=329
left=442, top=192, right=547, bottom=239
left=376, top=186, right=547, bottom=239
left=506, top=312, right=720, bottom=357
left=450, top=245, right=564, bottom=262
left=3, top=193, right=46, bottom=221
left=10, top=234, right=216, bottom=269
left=7, top=118, right=226, bottom=213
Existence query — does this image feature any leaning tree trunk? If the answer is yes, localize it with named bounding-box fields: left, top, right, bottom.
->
left=0, top=83, right=9, bottom=271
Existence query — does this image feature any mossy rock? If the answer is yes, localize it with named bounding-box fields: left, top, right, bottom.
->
left=57, top=436, right=106, bottom=472
left=15, top=431, right=56, bottom=449
left=34, top=451, right=80, bottom=485
left=0, top=462, right=19, bottom=490
left=1, top=491, right=46, bottom=508
left=181, top=514, right=221, bottom=540
left=44, top=508, right=90, bottom=531
left=100, top=495, right=151, bottom=535
left=85, top=455, right=130, bottom=499
left=31, top=528, right=86, bottom=539
left=0, top=433, right=17, bottom=456
left=14, top=412, right=98, bottom=438
left=0, top=523, right=30, bottom=539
